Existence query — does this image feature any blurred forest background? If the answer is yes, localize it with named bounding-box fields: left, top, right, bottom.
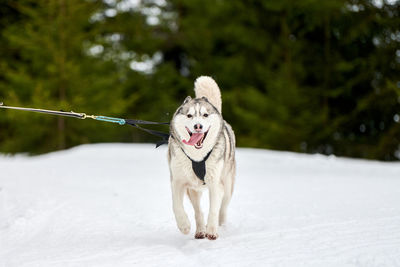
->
left=0, top=0, right=399, bottom=160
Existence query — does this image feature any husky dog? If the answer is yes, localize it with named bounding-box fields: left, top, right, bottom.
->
left=168, top=76, right=236, bottom=240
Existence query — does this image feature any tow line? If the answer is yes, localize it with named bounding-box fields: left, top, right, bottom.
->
left=0, top=102, right=170, bottom=147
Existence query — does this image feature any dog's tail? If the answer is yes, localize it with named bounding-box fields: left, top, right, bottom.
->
left=194, top=76, right=222, bottom=113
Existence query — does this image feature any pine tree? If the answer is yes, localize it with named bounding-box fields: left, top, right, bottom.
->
left=0, top=0, right=128, bottom=153
left=157, top=0, right=400, bottom=159
left=1, top=0, right=399, bottom=160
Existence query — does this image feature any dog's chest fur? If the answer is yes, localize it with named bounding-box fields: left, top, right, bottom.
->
left=168, top=135, right=225, bottom=189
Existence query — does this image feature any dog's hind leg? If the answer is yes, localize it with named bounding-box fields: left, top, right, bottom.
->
left=219, top=174, right=233, bottom=226
left=171, top=180, right=191, bottom=235
left=206, top=183, right=224, bottom=240
left=187, top=189, right=206, bottom=239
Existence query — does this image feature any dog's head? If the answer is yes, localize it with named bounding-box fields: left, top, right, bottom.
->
left=171, top=96, right=222, bottom=152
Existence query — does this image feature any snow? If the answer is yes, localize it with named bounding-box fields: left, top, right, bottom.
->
left=1, top=143, right=400, bottom=267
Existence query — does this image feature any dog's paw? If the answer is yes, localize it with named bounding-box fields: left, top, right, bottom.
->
left=205, top=225, right=219, bottom=240
left=195, top=231, right=206, bottom=239
left=177, top=219, right=191, bottom=235
left=205, top=233, right=219, bottom=240
left=178, top=223, right=191, bottom=235
left=179, top=226, right=190, bottom=235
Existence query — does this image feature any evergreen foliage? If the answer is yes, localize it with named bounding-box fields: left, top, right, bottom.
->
left=0, top=0, right=399, bottom=160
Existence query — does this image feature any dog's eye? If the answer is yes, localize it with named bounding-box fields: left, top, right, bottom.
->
left=203, top=114, right=208, bottom=118
left=187, top=114, right=193, bottom=118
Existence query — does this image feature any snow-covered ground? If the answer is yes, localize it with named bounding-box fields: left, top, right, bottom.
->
left=1, top=144, right=400, bottom=267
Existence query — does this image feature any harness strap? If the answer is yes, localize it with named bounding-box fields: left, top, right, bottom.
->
left=181, top=148, right=213, bottom=184
left=125, top=119, right=170, bottom=147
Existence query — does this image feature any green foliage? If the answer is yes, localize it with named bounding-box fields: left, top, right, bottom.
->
left=0, top=0, right=399, bottom=160
left=0, top=0, right=140, bottom=153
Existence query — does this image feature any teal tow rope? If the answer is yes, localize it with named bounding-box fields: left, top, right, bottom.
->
left=0, top=102, right=170, bottom=147
left=95, top=116, right=126, bottom=125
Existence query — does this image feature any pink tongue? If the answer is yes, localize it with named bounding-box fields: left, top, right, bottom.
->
left=183, top=133, right=204, bottom=146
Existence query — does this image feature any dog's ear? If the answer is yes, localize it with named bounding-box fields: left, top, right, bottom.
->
left=183, top=96, right=192, bottom=104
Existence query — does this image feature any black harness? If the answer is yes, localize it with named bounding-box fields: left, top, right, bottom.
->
left=181, top=148, right=212, bottom=185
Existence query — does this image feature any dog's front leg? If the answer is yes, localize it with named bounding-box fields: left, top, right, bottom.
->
left=206, top=182, right=224, bottom=240
left=171, top=180, right=191, bottom=235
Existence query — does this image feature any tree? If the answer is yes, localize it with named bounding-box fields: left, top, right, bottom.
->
left=0, top=0, right=130, bottom=153
left=0, top=0, right=399, bottom=160
left=156, top=0, right=400, bottom=160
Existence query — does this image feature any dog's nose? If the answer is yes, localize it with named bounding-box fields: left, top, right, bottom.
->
left=194, top=123, right=203, bottom=132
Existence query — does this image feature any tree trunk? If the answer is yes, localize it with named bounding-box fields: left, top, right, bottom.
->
left=57, top=0, right=67, bottom=150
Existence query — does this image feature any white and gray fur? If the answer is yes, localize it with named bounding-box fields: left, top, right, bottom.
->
left=168, top=76, right=236, bottom=240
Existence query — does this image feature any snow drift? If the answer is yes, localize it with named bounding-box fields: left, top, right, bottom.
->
left=1, top=144, right=400, bottom=266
